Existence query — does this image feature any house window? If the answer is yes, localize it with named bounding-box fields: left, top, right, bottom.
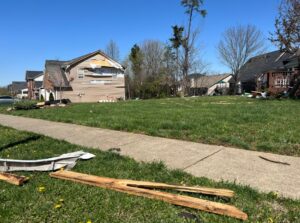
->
left=90, top=80, right=112, bottom=84
left=78, top=68, right=84, bottom=79
left=275, top=77, right=289, bottom=87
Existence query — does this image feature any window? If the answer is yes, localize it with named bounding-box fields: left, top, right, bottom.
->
left=77, top=68, right=84, bottom=79
left=275, top=77, right=289, bottom=87
left=90, top=80, right=112, bottom=85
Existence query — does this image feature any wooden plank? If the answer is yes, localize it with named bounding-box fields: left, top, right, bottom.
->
left=0, top=172, right=28, bottom=186
left=50, top=170, right=248, bottom=220
left=120, top=180, right=234, bottom=198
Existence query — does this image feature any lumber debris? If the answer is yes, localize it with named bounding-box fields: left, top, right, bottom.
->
left=0, top=172, right=28, bottom=186
left=121, top=179, right=234, bottom=197
left=50, top=170, right=248, bottom=220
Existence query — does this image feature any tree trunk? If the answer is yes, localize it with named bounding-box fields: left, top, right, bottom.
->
left=182, top=7, right=194, bottom=96
left=289, top=78, right=300, bottom=98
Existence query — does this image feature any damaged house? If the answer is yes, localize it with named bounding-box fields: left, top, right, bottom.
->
left=238, top=50, right=300, bottom=95
left=42, top=50, right=125, bottom=102
left=189, top=74, right=233, bottom=96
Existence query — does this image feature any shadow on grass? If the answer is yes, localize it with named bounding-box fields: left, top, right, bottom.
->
left=0, top=135, right=41, bottom=152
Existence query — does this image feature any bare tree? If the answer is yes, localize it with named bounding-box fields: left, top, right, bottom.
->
left=270, top=0, right=300, bottom=53
left=105, top=40, right=120, bottom=61
left=218, top=25, right=266, bottom=93
left=140, top=40, right=165, bottom=78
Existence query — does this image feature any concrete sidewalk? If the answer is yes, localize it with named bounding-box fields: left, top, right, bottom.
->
left=0, top=114, right=299, bottom=199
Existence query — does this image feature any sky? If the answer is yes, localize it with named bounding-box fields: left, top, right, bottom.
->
left=0, top=0, right=281, bottom=86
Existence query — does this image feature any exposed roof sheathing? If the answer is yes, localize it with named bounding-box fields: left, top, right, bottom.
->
left=45, top=60, right=70, bottom=88
left=190, top=74, right=232, bottom=88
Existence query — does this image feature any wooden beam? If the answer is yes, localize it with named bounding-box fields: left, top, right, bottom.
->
left=0, top=172, right=28, bottom=186
left=50, top=170, right=247, bottom=220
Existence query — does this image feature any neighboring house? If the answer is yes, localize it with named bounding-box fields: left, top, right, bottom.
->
left=189, top=74, right=233, bottom=96
left=25, top=70, right=44, bottom=99
left=238, top=50, right=300, bottom=95
left=7, top=81, right=27, bottom=98
left=42, top=50, right=125, bottom=102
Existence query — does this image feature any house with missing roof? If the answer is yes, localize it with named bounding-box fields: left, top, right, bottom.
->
left=42, top=50, right=125, bottom=102
left=189, top=74, right=233, bottom=96
left=238, top=50, right=300, bottom=95
left=25, top=71, right=44, bottom=100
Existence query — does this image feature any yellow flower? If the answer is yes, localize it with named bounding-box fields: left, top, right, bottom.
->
left=54, top=204, right=62, bottom=209
left=38, top=186, right=45, bottom=192
left=87, top=220, right=92, bottom=223
left=59, top=198, right=64, bottom=202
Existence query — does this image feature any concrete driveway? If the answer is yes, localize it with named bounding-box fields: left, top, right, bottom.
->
left=0, top=114, right=299, bottom=199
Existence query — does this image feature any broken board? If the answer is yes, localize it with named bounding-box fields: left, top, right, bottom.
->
left=0, top=172, right=28, bottom=186
left=50, top=170, right=248, bottom=220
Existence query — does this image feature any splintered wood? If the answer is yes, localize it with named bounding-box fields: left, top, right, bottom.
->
left=50, top=170, right=248, bottom=220
left=0, top=172, right=28, bottom=186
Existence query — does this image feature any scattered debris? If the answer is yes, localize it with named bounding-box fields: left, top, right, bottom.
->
left=6, top=107, right=13, bottom=112
left=98, top=99, right=116, bottom=103
left=0, top=172, right=28, bottom=185
left=0, top=151, right=95, bottom=172
left=36, top=102, right=45, bottom=108
left=50, top=170, right=248, bottom=220
left=259, top=156, right=290, bottom=166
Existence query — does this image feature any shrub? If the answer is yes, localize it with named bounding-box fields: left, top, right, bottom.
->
left=14, top=100, right=37, bottom=110
left=49, top=93, right=54, bottom=102
left=40, top=94, right=45, bottom=102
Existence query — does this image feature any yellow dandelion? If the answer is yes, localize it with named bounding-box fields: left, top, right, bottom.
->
left=38, top=186, right=46, bottom=192
left=87, top=220, right=92, bottom=223
left=54, top=204, right=62, bottom=209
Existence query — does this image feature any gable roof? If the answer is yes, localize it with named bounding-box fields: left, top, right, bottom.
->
left=238, top=50, right=293, bottom=83
left=25, top=70, right=43, bottom=81
left=64, top=50, right=124, bottom=70
left=190, top=74, right=232, bottom=88
left=8, top=81, right=27, bottom=94
left=45, top=60, right=70, bottom=88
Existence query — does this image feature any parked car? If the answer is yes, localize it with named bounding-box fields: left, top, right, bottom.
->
left=0, top=96, right=17, bottom=105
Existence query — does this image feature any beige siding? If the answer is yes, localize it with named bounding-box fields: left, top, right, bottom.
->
left=64, top=54, right=125, bottom=102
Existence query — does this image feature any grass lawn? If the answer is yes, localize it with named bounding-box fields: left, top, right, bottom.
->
left=1, top=96, right=300, bottom=156
left=0, top=125, right=299, bottom=223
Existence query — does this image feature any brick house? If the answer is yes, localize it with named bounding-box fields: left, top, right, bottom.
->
left=238, top=50, right=300, bottom=95
left=25, top=71, right=44, bottom=99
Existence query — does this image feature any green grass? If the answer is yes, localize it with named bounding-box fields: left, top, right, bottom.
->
left=1, top=96, right=300, bottom=156
left=0, top=125, right=299, bottom=223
